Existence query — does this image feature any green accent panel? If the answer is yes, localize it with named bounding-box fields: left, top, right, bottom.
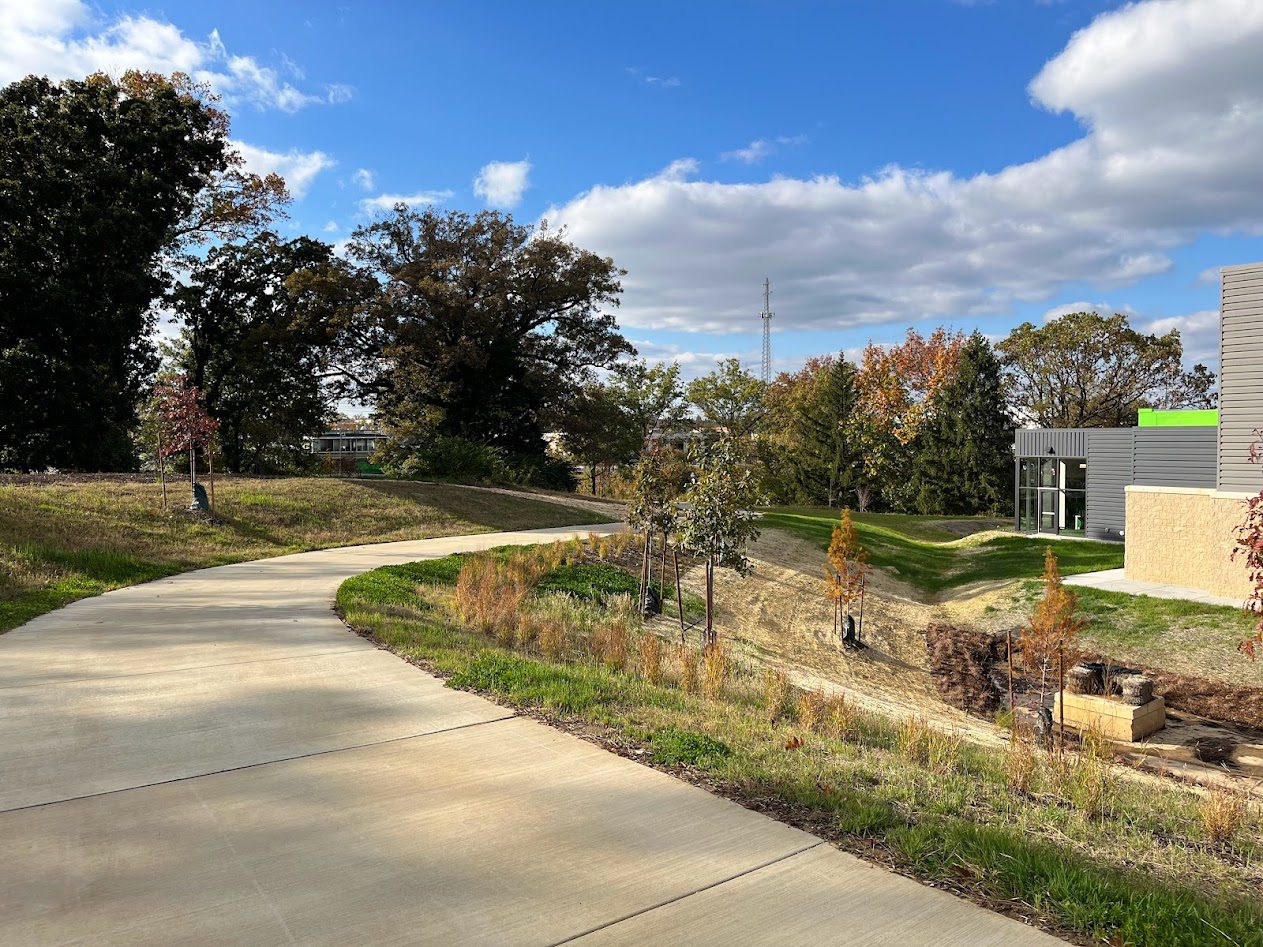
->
left=1136, top=408, right=1218, bottom=427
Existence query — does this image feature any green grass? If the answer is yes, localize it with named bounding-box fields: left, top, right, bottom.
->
left=762, top=507, right=1123, bottom=595
left=338, top=553, right=1263, bottom=947
left=0, top=478, right=610, bottom=633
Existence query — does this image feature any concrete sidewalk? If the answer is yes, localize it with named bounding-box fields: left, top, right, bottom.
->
left=0, top=525, right=1060, bottom=945
left=1064, top=567, right=1242, bottom=607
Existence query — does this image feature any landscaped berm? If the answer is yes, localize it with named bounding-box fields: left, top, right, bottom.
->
left=338, top=527, right=1263, bottom=947
left=0, top=477, right=613, bottom=633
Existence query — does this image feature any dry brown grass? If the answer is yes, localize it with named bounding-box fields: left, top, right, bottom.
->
left=639, top=633, right=663, bottom=685
left=537, top=617, right=567, bottom=661
left=677, top=645, right=699, bottom=694
left=820, top=694, right=855, bottom=739
left=1005, top=734, right=1040, bottom=796
left=595, top=618, right=630, bottom=671
left=701, top=643, right=730, bottom=701
left=1052, top=729, right=1117, bottom=822
left=795, top=689, right=827, bottom=731
left=762, top=670, right=792, bottom=724
left=1200, top=787, right=1251, bottom=846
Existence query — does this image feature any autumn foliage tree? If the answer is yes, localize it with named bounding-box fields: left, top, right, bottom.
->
left=151, top=374, right=219, bottom=510
left=627, top=445, right=686, bottom=614
left=1023, top=548, right=1087, bottom=749
left=1232, top=428, right=1263, bottom=658
left=824, top=508, right=871, bottom=643
left=853, top=328, right=963, bottom=510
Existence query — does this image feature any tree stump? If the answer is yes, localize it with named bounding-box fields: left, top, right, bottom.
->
left=1067, top=664, right=1103, bottom=695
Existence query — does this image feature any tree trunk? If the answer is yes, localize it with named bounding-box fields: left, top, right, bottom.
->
left=590, top=465, right=598, bottom=496
left=673, top=548, right=685, bottom=641
left=704, top=556, right=715, bottom=650
left=1057, top=646, right=1065, bottom=756
left=157, top=429, right=167, bottom=510
left=1006, top=627, right=1015, bottom=728
left=640, top=531, right=651, bottom=610
left=208, top=445, right=215, bottom=513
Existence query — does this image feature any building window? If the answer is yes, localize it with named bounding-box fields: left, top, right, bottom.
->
left=1018, top=457, right=1086, bottom=535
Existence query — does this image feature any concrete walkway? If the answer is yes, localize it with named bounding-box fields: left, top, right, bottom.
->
left=0, top=526, right=1061, bottom=946
left=1065, top=567, right=1242, bottom=607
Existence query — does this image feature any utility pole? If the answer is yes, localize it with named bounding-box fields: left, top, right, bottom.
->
left=760, top=277, right=774, bottom=384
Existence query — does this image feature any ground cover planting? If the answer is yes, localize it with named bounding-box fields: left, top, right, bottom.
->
left=337, top=539, right=1263, bottom=947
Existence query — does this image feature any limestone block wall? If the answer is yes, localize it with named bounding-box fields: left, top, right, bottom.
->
left=1124, top=485, right=1254, bottom=600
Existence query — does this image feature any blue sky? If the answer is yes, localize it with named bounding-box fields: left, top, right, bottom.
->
left=4, top=0, right=1262, bottom=379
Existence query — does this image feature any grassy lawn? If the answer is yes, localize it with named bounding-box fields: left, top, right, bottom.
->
left=338, top=546, right=1263, bottom=947
left=761, top=507, right=1124, bottom=596
left=0, top=478, right=610, bottom=633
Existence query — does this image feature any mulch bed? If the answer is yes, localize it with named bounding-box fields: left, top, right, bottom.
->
left=925, top=623, right=1005, bottom=716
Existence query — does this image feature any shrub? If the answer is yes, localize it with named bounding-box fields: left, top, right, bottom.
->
left=503, top=452, right=578, bottom=491
left=382, top=435, right=508, bottom=483
left=763, top=670, right=792, bottom=724
left=650, top=727, right=732, bottom=766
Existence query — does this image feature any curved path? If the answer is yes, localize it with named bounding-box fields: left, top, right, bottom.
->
left=0, top=525, right=1060, bottom=946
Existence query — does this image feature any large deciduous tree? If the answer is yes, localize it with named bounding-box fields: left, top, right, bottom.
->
left=607, top=359, right=688, bottom=443
left=0, top=71, right=286, bottom=471
left=171, top=233, right=339, bottom=473
left=295, top=207, right=629, bottom=460
left=853, top=328, right=963, bottom=511
left=997, top=311, right=1215, bottom=428
left=685, top=358, right=766, bottom=438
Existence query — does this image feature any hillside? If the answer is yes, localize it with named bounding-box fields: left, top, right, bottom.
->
left=0, top=477, right=612, bottom=633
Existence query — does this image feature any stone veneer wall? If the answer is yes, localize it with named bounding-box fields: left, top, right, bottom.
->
left=1124, top=485, right=1254, bottom=600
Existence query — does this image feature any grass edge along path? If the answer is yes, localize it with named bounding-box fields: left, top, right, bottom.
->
left=0, top=478, right=612, bottom=634
left=337, top=548, right=1263, bottom=947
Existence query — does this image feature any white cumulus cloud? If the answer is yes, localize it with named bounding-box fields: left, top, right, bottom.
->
left=0, top=0, right=345, bottom=113
left=547, top=0, right=1263, bottom=334
left=233, top=142, right=336, bottom=198
left=473, top=159, right=532, bottom=208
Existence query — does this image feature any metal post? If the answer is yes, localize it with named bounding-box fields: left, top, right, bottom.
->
left=157, top=428, right=167, bottom=510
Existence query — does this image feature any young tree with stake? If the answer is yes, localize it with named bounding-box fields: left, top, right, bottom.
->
left=626, top=445, right=681, bottom=617
left=676, top=437, right=762, bottom=650
left=824, top=508, right=871, bottom=645
left=151, top=375, right=218, bottom=512
left=1023, top=547, right=1086, bottom=752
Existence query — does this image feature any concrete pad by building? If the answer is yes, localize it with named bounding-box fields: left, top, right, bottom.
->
left=0, top=524, right=1061, bottom=945
left=1064, top=567, right=1243, bottom=607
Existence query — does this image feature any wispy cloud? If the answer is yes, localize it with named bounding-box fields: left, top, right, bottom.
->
left=352, top=168, right=376, bottom=191
left=626, top=66, right=681, bottom=88
left=233, top=142, right=336, bottom=198
left=721, top=135, right=808, bottom=164
left=359, top=190, right=454, bottom=213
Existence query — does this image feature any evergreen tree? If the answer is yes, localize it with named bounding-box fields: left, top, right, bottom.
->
left=911, top=332, right=1014, bottom=515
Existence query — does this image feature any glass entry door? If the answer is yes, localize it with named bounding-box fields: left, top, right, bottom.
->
left=1017, top=456, right=1087, bottom=536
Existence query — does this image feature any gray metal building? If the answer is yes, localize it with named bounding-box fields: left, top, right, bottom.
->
left=1219, top=262, right=1263, bottom=492
left=1014, top=426, right=1216, bottom=542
